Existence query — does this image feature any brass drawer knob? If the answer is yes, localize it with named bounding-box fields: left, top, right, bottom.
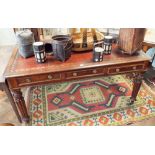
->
left=92, top=69, right=97, bottom=74
left=133, top=66, right=137, bottom=70
left=25, top=78, right=31, bottom=83
left=48, top=75, right=53, bottom=79
left=73, top=72, right=77, bottom=76
left=116, top=68, right=120, bottom=72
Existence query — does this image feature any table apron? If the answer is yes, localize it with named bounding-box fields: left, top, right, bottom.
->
left=6, top=62, right=149, bottom=89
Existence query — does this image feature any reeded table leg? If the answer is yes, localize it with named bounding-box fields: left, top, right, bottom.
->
left=129, top=73, right=143, bottom=105
left=3, top=84, right=22, bottom=123
left=11, top=89, right=29, bottom=123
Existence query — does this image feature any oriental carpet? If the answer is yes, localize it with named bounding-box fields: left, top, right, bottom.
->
left=29, top=75, right=155, bottom=126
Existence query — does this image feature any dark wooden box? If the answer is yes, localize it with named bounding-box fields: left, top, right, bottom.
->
left=118, top=28, right=146, bottom=55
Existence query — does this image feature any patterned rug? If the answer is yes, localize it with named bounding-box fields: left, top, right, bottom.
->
left=29, top=75, right=155, bottom=126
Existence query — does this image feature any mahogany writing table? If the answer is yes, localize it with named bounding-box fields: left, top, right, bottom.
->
left=4, top=47, right=151, bottom=123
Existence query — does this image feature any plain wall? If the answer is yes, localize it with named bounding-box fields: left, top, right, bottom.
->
left=0, top=28, right=16, bottom=46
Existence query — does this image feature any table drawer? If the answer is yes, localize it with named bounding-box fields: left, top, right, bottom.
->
left=16, top=73, right=61, bottom=86
left=65, top=68, right=106, bottom=79
left=108, top=64, right=144, bottom=74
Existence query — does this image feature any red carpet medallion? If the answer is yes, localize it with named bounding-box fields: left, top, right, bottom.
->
left=29, top=75, right=155, bottom=126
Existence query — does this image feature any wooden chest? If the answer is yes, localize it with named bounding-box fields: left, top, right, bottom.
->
left=118, top=28, right=146, bottom=55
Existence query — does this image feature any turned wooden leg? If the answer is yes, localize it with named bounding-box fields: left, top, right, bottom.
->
left=129, top=73, right=144, bottom=105
left=11, top=89, right=29, bottom=123
left=3, top=84, right=22, bottom=123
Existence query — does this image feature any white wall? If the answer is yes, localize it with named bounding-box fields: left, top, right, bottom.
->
left=144, top=29, right=155, bottom=43
left=0, top=28, right=16, bottom=46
